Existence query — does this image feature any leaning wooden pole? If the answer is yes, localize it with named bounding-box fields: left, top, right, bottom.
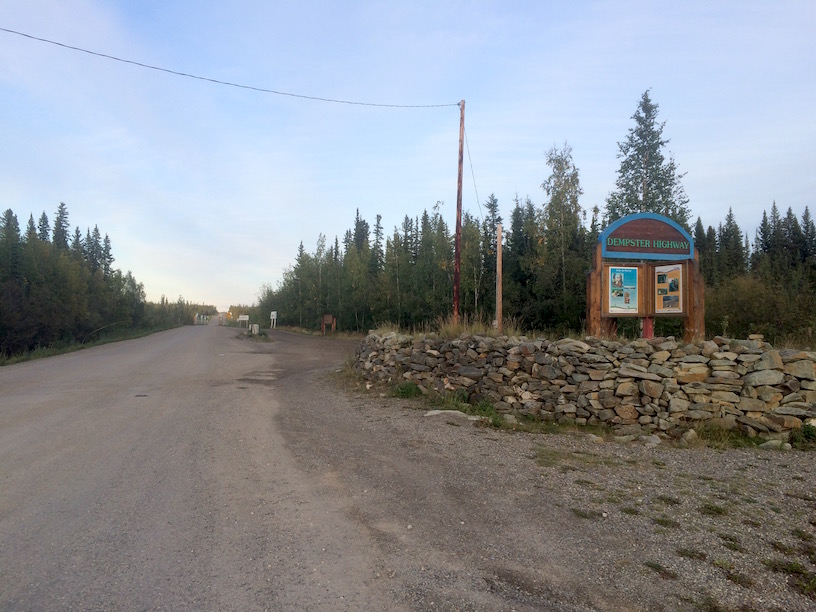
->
left=453, top=99, right=465, bottom=325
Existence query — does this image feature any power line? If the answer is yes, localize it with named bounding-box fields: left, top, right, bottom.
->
left=0, top=26, right=460, bottom=109
left=464, top=125, right=483, bottom=221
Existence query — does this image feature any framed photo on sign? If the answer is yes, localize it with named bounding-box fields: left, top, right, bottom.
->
left=654, top=263, right=684, bottom=314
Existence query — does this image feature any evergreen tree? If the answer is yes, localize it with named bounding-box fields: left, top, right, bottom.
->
left=102, top=234, right=115, bottom=277
left=52, top=202, right=70, bottom=250
left=25, top=214, right=37, bottom=242
left=37, top=212, right=50, bottom=242
left=605, top=90, right=691, bottom=227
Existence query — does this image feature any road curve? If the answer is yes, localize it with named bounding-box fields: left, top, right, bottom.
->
left=1, top=326, right=609, bottom=611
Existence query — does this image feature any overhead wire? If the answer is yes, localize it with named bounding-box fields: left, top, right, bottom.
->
left=464, top=125, right=483, bottom=222
left=0, top=26, right=460, bottom=109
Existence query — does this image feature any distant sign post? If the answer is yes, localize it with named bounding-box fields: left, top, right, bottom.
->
left=270, top=311, right=277, bottom=329
left=237, top=314, right=250, bottom=328
left=587, top=213, right=704, bottom=341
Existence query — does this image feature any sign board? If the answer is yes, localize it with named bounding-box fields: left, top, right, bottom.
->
left=601, top=212, right=693, bottom=260
left=588, top=212, right=704, bottom=340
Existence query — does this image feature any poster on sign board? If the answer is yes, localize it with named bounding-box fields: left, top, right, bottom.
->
left=608, top=266, right=639, bottom=314
left=654, top=264, right=683, bottom=314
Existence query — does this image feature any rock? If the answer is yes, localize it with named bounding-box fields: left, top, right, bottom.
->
left=618, top=366, right=662, bottom=381
left=766, top=413, right=802, bottom=429
left=744, top=369, right=785, bottom=387
left=681, top=429, right=698, bottom=443
left=615, top=381, right=640, bottom=397
left=784, top=360, right=816, bottom=380
left=738, top=397, right=769, bottom=413
left=458, top=366, right=484, bottom=379
left=759, top=439, right=785, bottom=450
left=669, top=398, right=690, bottom=412
left=641, top=434, right=662, bottom=448
left=639, top=379, right=664, bottom=399
left=614, top=404, right=639, bottom=420
left=753, top=350, right=783, bottom=371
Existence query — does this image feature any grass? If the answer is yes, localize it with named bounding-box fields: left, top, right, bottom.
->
left=571, top=507, right=603, bottom=519
left=643, top=561, right=678, bottom=580
left=676, top=548, right=707, bottom=561
left=718, top=533, right=745, bottom=552
left=393, top=381, right=423, bottom=398
left=699, top=502, right=728, bottom=517
left=652, top=516, right=680, bottom=529
left=763, top=558, right=816, bottom=599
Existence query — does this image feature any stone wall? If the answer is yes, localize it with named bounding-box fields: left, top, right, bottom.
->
left=355, top=332, right=816, bottom=439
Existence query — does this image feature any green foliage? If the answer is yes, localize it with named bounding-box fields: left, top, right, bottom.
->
left=1, top=202, right=211, bottom=358
left=393, top=382, right=422, bottom=398
left=605, top=90, right=691, bottom=228
left=790, top=424, right=816, bottom=450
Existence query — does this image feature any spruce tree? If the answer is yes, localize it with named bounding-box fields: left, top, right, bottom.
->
left=605, top=90, right=691, bottom=227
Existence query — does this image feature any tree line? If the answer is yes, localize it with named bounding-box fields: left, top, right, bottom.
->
left=258, top=91, right=816, bottom=343
left=0, top=202, right=215, bottom=356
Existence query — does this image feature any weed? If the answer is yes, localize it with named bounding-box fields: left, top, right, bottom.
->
left=655, top=495, right=681, bottom=506
left=696, top=425, right=762, bottom=449
left=695, top=594, right=727, bottom=612
left=792, top=528, right=815, bottom=542
left=571, top=508, right=602, bottom=519
left=575, top=478, right=598, bottom=488
left=643, top=561, right=678, bottom=579
left=699, top=503, right=727, bottom=517
left=718, top=533, right=745, bottom=552
left=653, top=516, right=680, bottom=528
left=621, top=506, right=641, bottom=516
left=725, top=571, right=755, bottom=588
left=764, top=558, right=816, bottom=599
left=676, top=548, right=707, bottom=561
left=769, top=505, right=782, bottom=514
left=771, top=541, right=795, bottom=554
left=393, top=381, right=422, bottom=398
left=789, top=423, right=816, bottom=450
left=801, top=543, right=816, bottom=564
left=713, top=559, right=733, bottom=571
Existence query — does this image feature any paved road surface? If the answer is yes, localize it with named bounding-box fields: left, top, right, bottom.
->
left=1, top=326, right=610, bottom=611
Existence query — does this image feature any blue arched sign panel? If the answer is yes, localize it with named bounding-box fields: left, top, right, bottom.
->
left=599, top=212, right=694, bottom=261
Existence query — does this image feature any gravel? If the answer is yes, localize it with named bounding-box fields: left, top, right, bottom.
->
left=302, top=374, right=816, bottom=611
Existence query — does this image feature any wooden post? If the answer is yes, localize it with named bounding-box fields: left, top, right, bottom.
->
left=496, top=223, right=502, bottom=334
left=586, top=242, right=603, bottom=337
left=453, top=99, right=465, bottom=325
left=684, top=248, right=706, bottom=342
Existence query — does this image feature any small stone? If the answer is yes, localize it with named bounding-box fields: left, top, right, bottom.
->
left=681, top=429, right=698, bottom=443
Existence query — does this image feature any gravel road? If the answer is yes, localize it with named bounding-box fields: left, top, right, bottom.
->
left=1, top=326, right=814, bottom=611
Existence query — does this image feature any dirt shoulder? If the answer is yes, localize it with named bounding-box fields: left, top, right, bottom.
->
left=279, top=353, right=816, bottom=611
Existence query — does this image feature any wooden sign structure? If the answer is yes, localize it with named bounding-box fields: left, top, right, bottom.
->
left=321, top=313, right=337, bottom=335
left=587, top=213, right=704, bottom=341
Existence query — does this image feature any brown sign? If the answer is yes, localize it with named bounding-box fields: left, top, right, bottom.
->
left=601, top=213, right=693, bottom=260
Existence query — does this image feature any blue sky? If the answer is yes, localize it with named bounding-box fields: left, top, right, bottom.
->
left=1, top=1, right=814, bottom=311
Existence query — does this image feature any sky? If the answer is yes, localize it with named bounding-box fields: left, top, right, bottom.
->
left=1, top=1, right=814, bottom=311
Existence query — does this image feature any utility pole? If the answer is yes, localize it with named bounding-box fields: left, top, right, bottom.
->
left=453, top=99, right=465, bottom=325
left=496, top=223, right=503, bottom=334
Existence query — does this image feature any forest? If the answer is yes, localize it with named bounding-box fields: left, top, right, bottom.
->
left=257, top=92, right=816, bottom=345
left=0, top=202, right=215, bottom=357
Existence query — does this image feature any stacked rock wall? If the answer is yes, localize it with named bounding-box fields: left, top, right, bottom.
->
left=355, top=333, right=816, bottom=439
